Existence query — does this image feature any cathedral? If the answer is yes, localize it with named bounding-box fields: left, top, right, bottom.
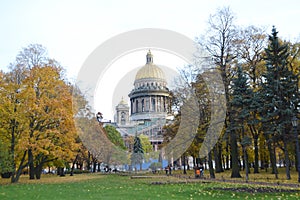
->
left=115, top=50, right=172, bottom=151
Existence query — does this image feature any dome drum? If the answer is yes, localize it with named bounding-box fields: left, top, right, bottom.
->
left=129, top=91, right=171, bottom=99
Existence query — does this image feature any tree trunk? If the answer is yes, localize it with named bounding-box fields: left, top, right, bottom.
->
left=264, top=160, right=269, bottom=172
left=283, top=137, right=291, bottom=180
left=222, top=154, right=225, bottom=170
left=242, top=154, right=245, bottom=171
left=243, top=146, right=249, bottom=183
left=230, top=130, right=242, bottom=178
left=218, top=143, right=224, bottom=172
left=70, top=154, right=79, bottom=176
left=253, top=134, right=259, bottom=173
left=28, top=149, right=35, bottom=180
left=87, top=151, right=91, bottom=171
left=214, top=144, right=223, bottom=173
left=57, top=167, right=65, bottom=176
left=295, top=143, right=299, bottom=172
left=10, top=118, right=16, bottom=182
left=225, top=141, right=230, bottom=170
left=208, top=151, right=215, bottom=179
left=57, top=167, right=61, bottom=175
left=260, top=140, right=268, bottom=171
left=183, top=155, right=187, bottom=174
left=35, top=164, right=42, bottom=179
left=97, top=162, right=101, bottom=172
left=93, top=161, right=97, bottom=173
left=11, top=151, right=27, bottom=183
left=267, top=137, right=278, bottom=179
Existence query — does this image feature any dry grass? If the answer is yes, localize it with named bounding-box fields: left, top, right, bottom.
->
left=1, top=167, right=299, bottom=186
left=0, top=173, right=103, bottom=185
left=212, top=167, right=300, bottom=185
left=1, top=172, right=299, bottom=200
left=162, top=167, right=300, bottom=187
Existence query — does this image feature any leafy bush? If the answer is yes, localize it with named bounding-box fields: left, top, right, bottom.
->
left=149, top=162, right=162, bottom=170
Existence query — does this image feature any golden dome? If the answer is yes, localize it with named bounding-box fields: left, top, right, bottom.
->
left=135, top=50, right=166, bottom=81
left=119, top=97, right=127, bottom=105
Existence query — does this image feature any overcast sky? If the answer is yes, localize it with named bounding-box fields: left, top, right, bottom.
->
left=1, top=0, right=299, bottom=120
left=1, top=0, right=299, bottom=77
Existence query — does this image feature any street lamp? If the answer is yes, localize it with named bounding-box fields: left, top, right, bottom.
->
left=292, top=115, right=300, bottom=183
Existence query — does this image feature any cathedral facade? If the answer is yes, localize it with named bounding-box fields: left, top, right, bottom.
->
left=115, top=51, right=172, bottom=150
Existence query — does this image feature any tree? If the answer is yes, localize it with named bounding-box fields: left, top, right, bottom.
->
left=0, top=44, right=80, bottom=182
left=104, top=125, right=126, bottom=150
left=0, top=138, right=13, bottom=177
left=287, top=41, right=300, bottom=172
left=139, top=134, right=152, bottom=153
left=131, top=136, right=144, bottom=171
left=230, top=65, right=253, bottom=176
left=22, top=65, right=78, bottom=179
left=198, top=6, right=241, bottom=178
left=192, top=73, right=215, bottom=177
left=235, top=26, right=268, bottom=173
left=70, top=85, right=93, bottom=173
left=162, top=114, right=182, bottom=170
left=75, top=105, right=129, bottom=170
left=259, top=27, right=299, bottom=179
left=235, top=26, right=267, bottom=87
left=0, top=67, right=29, bottom=183
left=76, top=115, right=113, bottom=169
left=139, top=134, right=153, bottom=163
left=15, top=44, right=48, bottom=70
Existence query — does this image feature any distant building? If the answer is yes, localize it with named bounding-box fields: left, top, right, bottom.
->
left=115, top=50, right=172, bottom=151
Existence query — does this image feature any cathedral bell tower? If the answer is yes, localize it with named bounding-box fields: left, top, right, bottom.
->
left=115, top=97, right=130, bottom=126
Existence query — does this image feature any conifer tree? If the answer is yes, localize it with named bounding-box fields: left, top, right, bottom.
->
left=231, top=66, right=253, bottom=129
left=259, top=26, right=298, bottom=179
left=230, top=65, right=253, bottom=177
left=131, top=136, right=144, bottom=171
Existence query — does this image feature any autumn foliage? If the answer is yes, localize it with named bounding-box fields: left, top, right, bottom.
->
left=0, top=44, right=81, bottom=183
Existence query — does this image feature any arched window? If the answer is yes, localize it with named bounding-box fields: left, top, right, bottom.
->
left=121, top=112, right=126, bottom=125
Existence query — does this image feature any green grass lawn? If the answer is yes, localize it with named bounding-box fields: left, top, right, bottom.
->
left=0, top=173, right=299, bottom=200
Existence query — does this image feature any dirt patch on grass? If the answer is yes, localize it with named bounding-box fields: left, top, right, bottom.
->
left=0, top=173, right=104, bottom=185
left=209, top=187, right=299, bottom=193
